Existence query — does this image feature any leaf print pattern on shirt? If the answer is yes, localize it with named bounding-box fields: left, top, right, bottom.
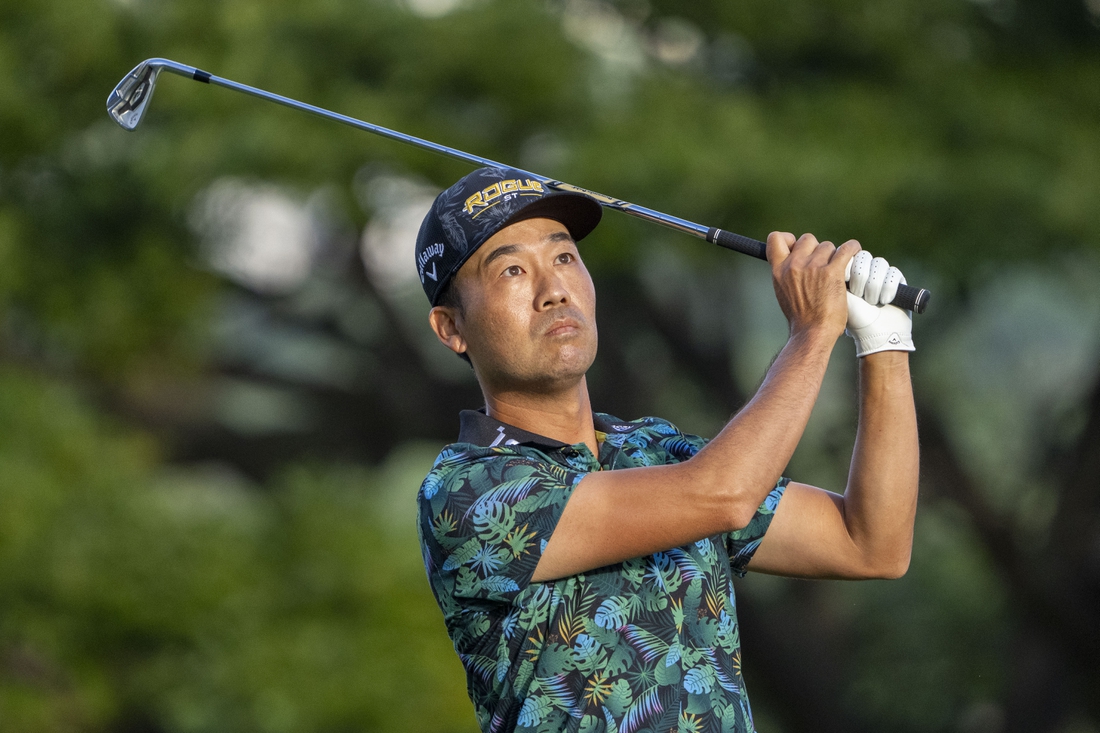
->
left=418, top=413, right=788, bottom=733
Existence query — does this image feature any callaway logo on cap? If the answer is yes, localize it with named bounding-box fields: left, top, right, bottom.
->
left=414, top=166, right=603, bottom=305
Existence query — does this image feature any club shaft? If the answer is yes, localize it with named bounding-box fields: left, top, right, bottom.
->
left=168, top=63, right=713, bottom=238
left=112, top=59, right=930, bottom=313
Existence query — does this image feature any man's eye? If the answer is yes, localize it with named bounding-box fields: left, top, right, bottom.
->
left=556, top=253, right=574, bottom=264
left=503, top=265, right=523, bottom=277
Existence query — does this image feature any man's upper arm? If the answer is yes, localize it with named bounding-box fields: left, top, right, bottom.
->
left=724, top=480, right=788, bottom=577
left=746, top=481, right=882, bottom=579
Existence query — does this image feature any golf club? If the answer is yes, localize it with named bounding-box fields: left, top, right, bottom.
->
left=107, top=58, right=931, bottom=313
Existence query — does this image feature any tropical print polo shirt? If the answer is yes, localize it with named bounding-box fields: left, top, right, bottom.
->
left=417, top=410, right=787, bottom=733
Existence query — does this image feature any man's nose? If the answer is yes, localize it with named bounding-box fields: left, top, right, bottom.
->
left=535, top=269, right=570, bottom=310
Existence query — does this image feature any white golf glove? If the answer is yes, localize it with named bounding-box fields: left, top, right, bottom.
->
left=844, top=250, right=915, bottom=357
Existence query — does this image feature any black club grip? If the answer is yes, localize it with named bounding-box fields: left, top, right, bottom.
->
left=707, top=228, right=767, bottom=260
left=706, top=228, right=930, bottom=314
left=891, top=284, right=931, bottom=314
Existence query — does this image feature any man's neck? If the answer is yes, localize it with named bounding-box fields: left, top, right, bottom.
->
left=483, top=377, right=599, bottom=455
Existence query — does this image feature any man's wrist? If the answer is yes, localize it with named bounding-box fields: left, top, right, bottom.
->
left=859, top=350, right=910, bottom=368
left=787, top=325, right=841, bottom=355
left=857, top=349, right=914, bottom=411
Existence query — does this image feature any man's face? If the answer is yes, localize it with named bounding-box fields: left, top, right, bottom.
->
left=433, top=217, right=598, bottom=394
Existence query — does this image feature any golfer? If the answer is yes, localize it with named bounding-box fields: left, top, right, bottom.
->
left=416, top=166, right=918, bottom=733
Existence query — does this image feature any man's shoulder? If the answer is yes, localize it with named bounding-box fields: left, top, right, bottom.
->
left=417, top=412, right=708, bottom=501
left=418, top=442, right=574, bottom=504
left=595, top=413, right=688, bottom=436
left=596, top=413, right=708, bottom=455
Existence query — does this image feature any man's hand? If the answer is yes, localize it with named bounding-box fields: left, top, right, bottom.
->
left=767, top=232, right=862, bottom=340
left=844, top=251, right=915, bottom=357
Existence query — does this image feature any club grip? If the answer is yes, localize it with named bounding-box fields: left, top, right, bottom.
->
left=705, top=227, right=930, bottom=314
left=890, top=284, right=930, bottom=314
left=707, top=228, right=767, bottom=260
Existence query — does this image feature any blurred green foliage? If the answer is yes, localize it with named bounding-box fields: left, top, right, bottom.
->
left=0, top=366, right=474, bottom=731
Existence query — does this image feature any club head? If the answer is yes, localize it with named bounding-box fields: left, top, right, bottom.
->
left=107, top=60, right=163, bottom=130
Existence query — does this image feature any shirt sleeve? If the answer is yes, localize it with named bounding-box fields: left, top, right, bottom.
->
left=418, top=451, right=583, bottom=606
left=724, top=478, right=789, bottom=577
left=649, top=423, right=786, bottom=577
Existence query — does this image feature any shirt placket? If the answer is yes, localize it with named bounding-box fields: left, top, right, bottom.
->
left=556, top=444, right=601, bottom=473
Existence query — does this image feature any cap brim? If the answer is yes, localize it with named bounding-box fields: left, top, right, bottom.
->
left=500, top=191, right=603, bottom=244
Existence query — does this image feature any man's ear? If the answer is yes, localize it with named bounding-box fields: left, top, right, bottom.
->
left=428, top=306, right=468, bottom=357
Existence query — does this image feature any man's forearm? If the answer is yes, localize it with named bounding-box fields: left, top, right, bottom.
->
left=690, top=327, right=838, bottom=527
left=842, top=351, right=919, bottom=576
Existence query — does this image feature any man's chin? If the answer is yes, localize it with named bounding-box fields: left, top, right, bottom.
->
left=550, top=340, right=596, bottom=375
left=510, top=347, right=595, bottom=394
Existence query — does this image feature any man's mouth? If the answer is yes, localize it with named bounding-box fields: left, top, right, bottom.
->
left=543, top=314, right=583, bottom=338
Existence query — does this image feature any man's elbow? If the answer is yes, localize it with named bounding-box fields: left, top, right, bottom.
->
left=725, top=498, right=759, bottom=532
left=864, top=550, right=911, bottom=580
left=683, top=461, right=759, bottom=532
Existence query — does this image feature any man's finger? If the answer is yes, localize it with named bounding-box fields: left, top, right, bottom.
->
left=835, top=239, right=862, bottom=275
left=766, top=231, right=796, bottom=266
left=880, top=267, right=905, bottom=306
left=792, top=233, right=821, bottom=255
left=807, top=239, right=837, bottom=266
left=847, top=250, right=872, bottom=298
left=864, top=256, right=889, bottom=305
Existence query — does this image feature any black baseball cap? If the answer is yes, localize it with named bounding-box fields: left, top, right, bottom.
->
left=414, top=166, right=603, bottom=305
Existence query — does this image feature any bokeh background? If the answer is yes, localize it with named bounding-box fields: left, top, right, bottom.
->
left=2, top=0, right=1100, bottom=731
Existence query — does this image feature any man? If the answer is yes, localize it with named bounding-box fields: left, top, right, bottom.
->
left=415, top=166, right=918, bottom=733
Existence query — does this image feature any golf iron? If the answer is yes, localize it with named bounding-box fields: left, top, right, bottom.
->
left=107, top=58, right=931, bottom=313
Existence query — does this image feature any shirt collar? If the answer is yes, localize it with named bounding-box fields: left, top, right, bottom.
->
left=457, top=409, right=634, bottom=449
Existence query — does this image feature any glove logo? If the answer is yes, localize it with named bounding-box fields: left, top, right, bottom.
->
left=888, top=333, right=901, bottom=345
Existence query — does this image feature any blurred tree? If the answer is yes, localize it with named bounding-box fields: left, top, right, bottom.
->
left=0, top=367, right=476, bottom=731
